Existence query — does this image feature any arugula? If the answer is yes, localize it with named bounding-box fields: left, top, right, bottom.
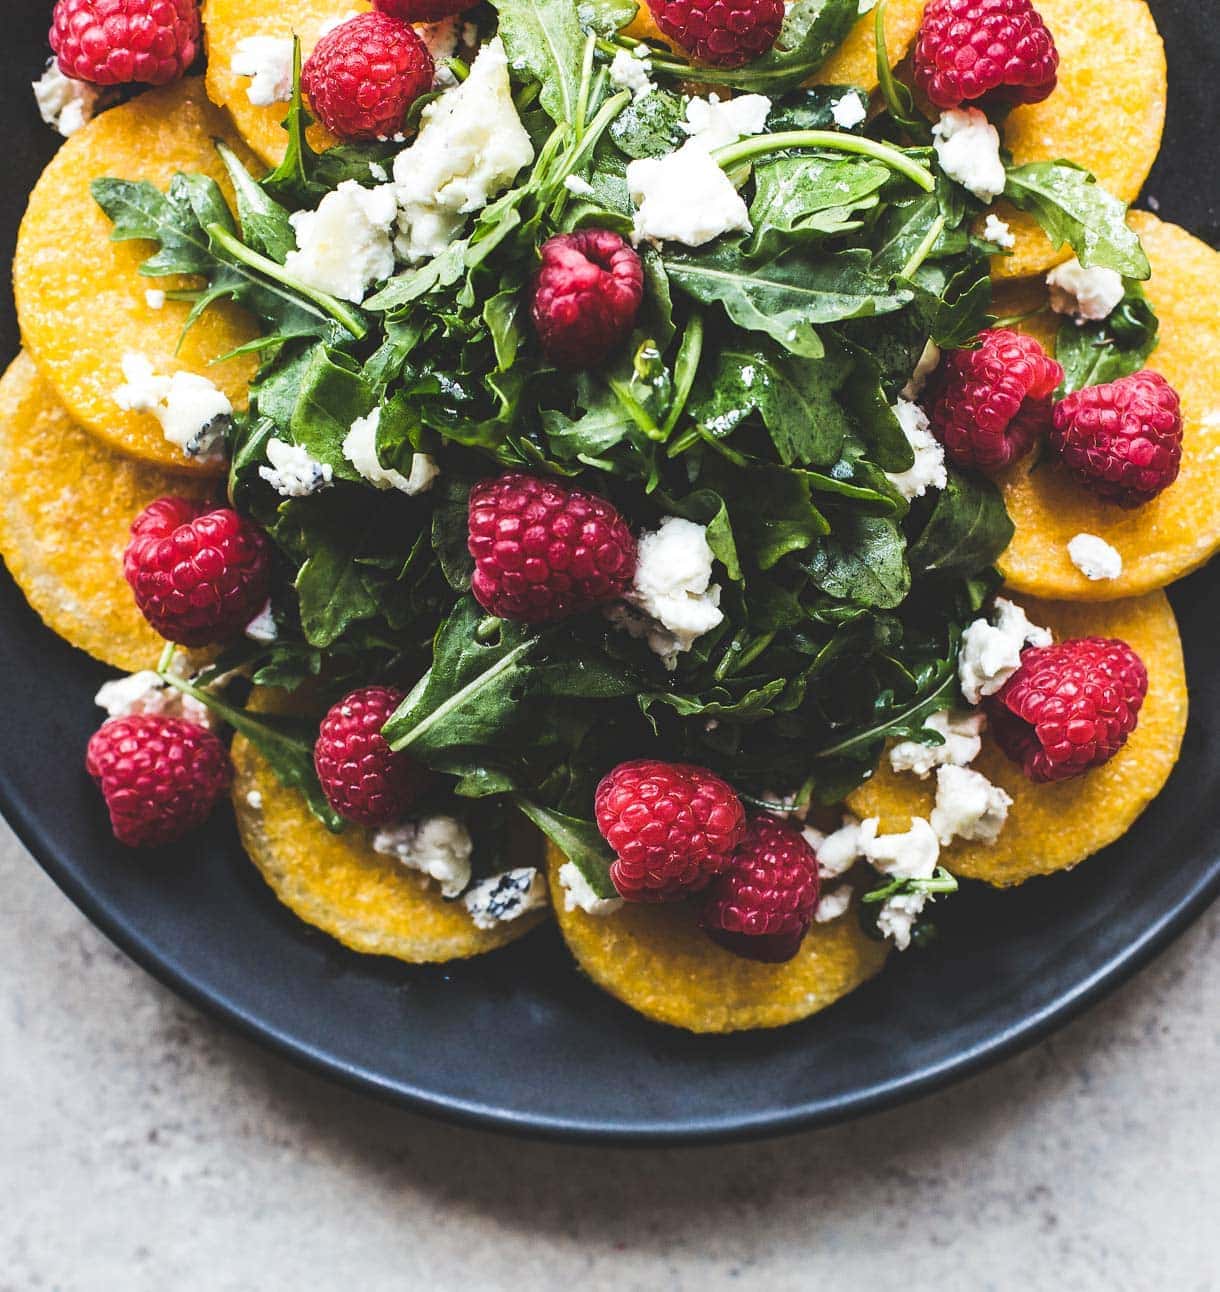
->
left=1055, top=282, right=1159, bottom=394
left=907, top=472, right=1014, bottom=578
left=514, top=800, right=618, bottom=898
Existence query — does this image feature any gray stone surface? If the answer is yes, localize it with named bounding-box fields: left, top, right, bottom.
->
left=1, top=817, right=1216, bottom=1292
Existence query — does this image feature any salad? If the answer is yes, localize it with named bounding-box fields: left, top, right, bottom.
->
left=3, top=0, right=1212, bottom=1031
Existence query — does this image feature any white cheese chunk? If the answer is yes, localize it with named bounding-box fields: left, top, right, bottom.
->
left=563, top=173, right=595, bottom=197
left=1046, top=257, right=1126, bottom=323
left=558, top=862, right=624, bottom=916
left=33, top=60, right=107, bottom=137
left=244, top=600, right=279, bottom=644
left=463, top=867, right=547, bottom=929
left=1068, top=532, right=1123, bottom=581
left=417, top=17, right=461, bottom=87
left=680, top=93, right=771, bottom=151
left=342, top=408, right=439, bottom=495
left=609, top=47, right=654, bottom=99
left=811, top=817, right=863, bottom=879
left=859, top=816, right=941, bottom=880
left=144, top=288, right=166, bottom=310
left=285, top=180, right=398, bottom=304
left=889, top=710, right=985, bottom=779
left=627, top=146, right=751, bottom=248
left=876, top=890, right=929, bottom=951
left=230, top=35, right=295, bottom=106
left=95, top=668, right=213, bottom=729
left=929, top=764, right=1012, bottom=846
left=901, top=340, right=941, bottom=400
left=258, top=437, right=333, bottom=497
left=813, top=883, right=853, bottom=923
left=393, top=37, right=534, bottom=263
left=932, top=108, right=1005, bottom=202
left=830, top=92, right=867, bottom=130
left=372, top=816, right=474, bottom=899
left=886, top=398, right=947, bottom=501
left=958, top=597, right=1053, bottom=705
left=982, top=212, right=1016, bottom=249
left=113, top=353, right=231, bottom=462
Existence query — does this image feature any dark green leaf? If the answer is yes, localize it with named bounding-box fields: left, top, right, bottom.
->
left=1055, top=282, right=1159, bottom=395
left=907, top=471, right=1014, bottom=577
left=803, top=513, right=910, bottom=607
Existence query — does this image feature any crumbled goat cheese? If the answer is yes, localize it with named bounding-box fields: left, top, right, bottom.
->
left=889, top=710, right=985, bottom=779
left=463, top=868, right=548, bottom=929
left=609, top=47, right=654, bottom=99
left=373, top=816, right=474, bottom=899
left=859, top=816, right=940, bottom=880
left=1068, top=533, right=1123, bottom=582
left=563, top=173, right=595, bottom=197
left=342, top=408, right=439, bottom=495
left=230, top=35, right=295, bottom=106
left=886, top=398, right=947, bottom=501
left=681, top=93, right=771, bottom=150
left=417, top=17, right=462, bottom=87
left=113, top=353, right=231, bottom=462
left=246, top=790, right=264, bottom=810
left=258, top=437, right=333, bottom=497
left=95, top=669, right=213, bottom=729
left=958, top=597, right=1053, bottom=705
left=930, top=765, right=1012, bottom=846
left=1046, top=257, right=1126, bottom=323
left=393, top=37, right=534, bottom=262
left=983, top=212, right=1016, bottom=249
left=285, top=180, right=397, bottom=304
left=901, top=340, right=941, bottom=400
left=369, top=161, right=389, bottom=183
left=244, top=600, right=278, bottom=644
left=876, top=890, right=928, bottom=951
left=830, top=92, right=867, bottom=130
left=932, top=108, right=1005, bottom=202
left=813, top=817, right=863, bottom=879
left=33, top=60, right=108, bottom=137
left=617, top=517, right=724, bottom=668
left=144, top=288, right=166, bottom=310
left=814, top=883, right=853, bottom=924
left=558, top=862, right=624, bottom=916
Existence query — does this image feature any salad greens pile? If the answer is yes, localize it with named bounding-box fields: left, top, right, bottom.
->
left=94, top=0, right=1153, bottom=894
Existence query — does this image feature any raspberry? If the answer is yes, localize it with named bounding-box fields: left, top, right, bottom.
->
left=123, top=497, right=271, bottom=648
left=374, top=0, right=473, bottom=22
left=701, top=814, right=821, bottom=962
left=531, top=230, right=645, bottom=370
left=645, top=0, right=784, bottom=67
left=1050, top=370, right=1183, bottom=508
left=302, top=12, right=434, bottom=142
left=595, top=759, right=746, bottom=902
left=50, top=0, right=200, bottom=86
left=923, top=328, right=1063, bottom=474
left=314, top=686, right=424, bottom=827
left=86, top=715, right=232, bottom=847
left=467, top=474, right=637, bottom=622
left=914, top=0, right=1059, bottom=110
left=985, top=638, right=1148, bottom=784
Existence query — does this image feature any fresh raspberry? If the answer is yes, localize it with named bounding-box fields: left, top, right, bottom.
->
left=86, top=715, right=232, bottom=848
left=645, top=0, right=784, bottom=67
left=595, top=759, right=747, bottom=902
left=302, top=12, right=434, bottom=142
left=467, top=474, right=637, bottom=622
left=701, top=814, right=820, bottom=962
left=1050, top=370, right=1183, bottom=508
left=123, top=497, right=271, bottom=648
left=531, top=231, right=645, bottom=370
left=374, top=0, right=473, bottom=22
left=914, top=0, right=1059, bottom=110
left=313, top=686, right=423, bottom=827
left=923, top=328, right=1063, bottom=474
left=985, top=638, right=1148, bottom=784
left=50, top=0, right=200, bottom=86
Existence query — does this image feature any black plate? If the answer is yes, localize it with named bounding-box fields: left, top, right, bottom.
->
left=2, top=0, right=1217, bottom=1144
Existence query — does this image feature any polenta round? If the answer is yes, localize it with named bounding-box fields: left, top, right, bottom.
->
left=547, top=845, right=887, bottom=1033
left=847, top=593, right=1187, bottom=887
left=996, top=215, right=1220, bottom=601
left=232, top=718, right=549, bottom=964
left=0, top=352, right=217, bottom=672
left=987, top=0, right=1166, bottom=280
left=14, top=79, right=260, bottom=476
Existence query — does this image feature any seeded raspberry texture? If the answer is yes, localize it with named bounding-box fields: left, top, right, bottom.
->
left=645, top=0, right=784, bottom=68
left=374, top=0, right=473, bottom=23
left=1050, top=370, right=1183, bottom=509
left=700, top=814, right=821, bottom=963
left=314, top=686, right=423, bottom=827
left=467, top=474, right=637, bottom=622
left=923, top=328, right=1063, bottom=474
left=531, top=230, right=644, bottom=370
left=914, top=0, right=1059, bottom=109
left=50, top=0, right=201, bottom=86
left=86, top=714, right=233, bottom=847
left=302, top=11, right=434, bottom=142
left=985, top=637, right=1148, bottom=784
left=595, top=759, right=747, bottom=902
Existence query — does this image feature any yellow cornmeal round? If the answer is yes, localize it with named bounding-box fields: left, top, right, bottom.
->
left=547, top=845, right=887, bottom=1032
left=0, top=352, right=217, bottom=673
left=994, top=215, right=1220, bottom=601
left=847, top=593, right=1187, bottom=887
left=14, top=79, right=260, bottom=476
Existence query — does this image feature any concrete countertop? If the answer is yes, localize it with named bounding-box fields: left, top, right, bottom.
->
left=1, top=818, right=1216, bottom=1291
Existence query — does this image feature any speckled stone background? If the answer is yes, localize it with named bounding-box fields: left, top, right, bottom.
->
left=1, top=818, right=1216, bottom=1292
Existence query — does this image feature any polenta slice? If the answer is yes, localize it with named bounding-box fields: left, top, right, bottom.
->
left=987, top=0, right=1166, bottom=280
left=847, top=593, right=1187, bottom=887
left=232, top=710, right=548, bottom=963
left=547, top=845, right=887, bottom=1033
left=995, top=216, right=1220, bottom=601
left=14, top=78, right=259, bottom=476
left=203, top=0, right=371, bottom=167
left=0, top=353, right=217, bottom=672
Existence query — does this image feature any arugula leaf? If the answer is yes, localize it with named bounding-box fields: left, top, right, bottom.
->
left=907, top=472, right=1014, bottom=578
left=493, top=0, right=586, bottom=126
left=514, top=800, right=617, bottom=898
left=92, top=173, right=231, bottom=276
left=735, top=467, right=831, bottom=568
left=1003, top=162, right=1150, bottom=279
left=608, top=88, right=685, bottom=159
left=747, top=156, right=890, bottom=256
left=1055, top=282, right=1159, bottom=395
left=217, top=141, right=296, bottom=263
left=803, top=513, right=910, bottom=607
left=431, top=477, right=475, bottom=590
left=287, top=347, right=372, bottom=478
